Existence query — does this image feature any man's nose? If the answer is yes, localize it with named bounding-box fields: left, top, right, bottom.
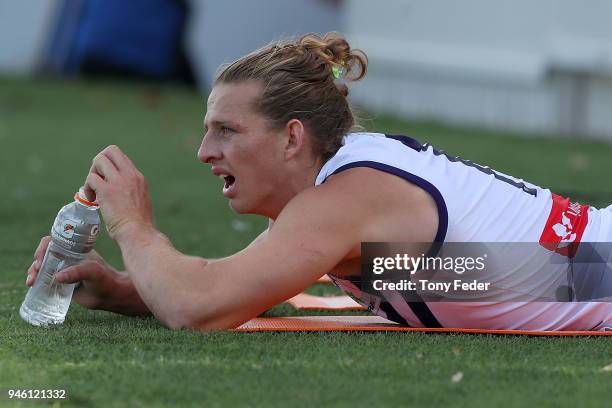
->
left=197, top=134, right=222, bottom=163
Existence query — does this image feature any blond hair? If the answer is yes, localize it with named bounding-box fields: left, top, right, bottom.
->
left=214, top=32, right=368, bottom=160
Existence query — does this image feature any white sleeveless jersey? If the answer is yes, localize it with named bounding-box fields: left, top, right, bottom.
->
left=315, top=132, right=612, bottom=331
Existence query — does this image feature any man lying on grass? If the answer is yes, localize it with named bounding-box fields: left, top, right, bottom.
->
left=26, top=32, right=612, bottom=331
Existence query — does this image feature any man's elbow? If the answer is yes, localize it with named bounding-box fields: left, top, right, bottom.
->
left=161, top=307, right=243, bottom=331
left=156, top=258, right=228, bottom=330
left=159, top=307, right=203, bottom=330
left=162, top=313, right=192, bottom=330
left=150, top=303, right=197, bottom=330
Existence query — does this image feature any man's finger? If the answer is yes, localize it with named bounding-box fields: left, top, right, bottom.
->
left=26, top=260, right=37, bottom=275
left=90, top=152, right=119, bottom=181
left=102, top=145, right=135, bottom=172
left=27, top=236, right=51, bottom=285
left=55, top=261, right=102, bottom=284
left=33, top=236, right=51, bottom=262
left=84, top=172, right=105, bottom=202
left=26, top=261, right=37, bottom=286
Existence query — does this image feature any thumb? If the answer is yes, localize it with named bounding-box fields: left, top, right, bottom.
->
left=55, top=261, right=103, bottom=284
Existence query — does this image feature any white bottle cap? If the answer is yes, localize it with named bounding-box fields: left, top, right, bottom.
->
left=75, top=186, right=99, bottom=208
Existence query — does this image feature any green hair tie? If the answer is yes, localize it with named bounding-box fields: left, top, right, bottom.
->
left=331, top=64, right=343, bottom=79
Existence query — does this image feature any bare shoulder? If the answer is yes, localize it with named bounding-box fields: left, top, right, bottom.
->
left=241, top=165, right=439, bottom=280
left=266, top=172, right=369, bottom=253
left=196, top=166, right=439, bottom=328
left=313, top=166, right=439, bottom=243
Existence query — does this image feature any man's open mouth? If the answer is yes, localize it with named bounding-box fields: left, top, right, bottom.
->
left=212, top=167, right=237, bottom=197
left=223, top=175, right=235, bottom=189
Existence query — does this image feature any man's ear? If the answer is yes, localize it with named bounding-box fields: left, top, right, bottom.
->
left=283, top=119, right=306, bottom=160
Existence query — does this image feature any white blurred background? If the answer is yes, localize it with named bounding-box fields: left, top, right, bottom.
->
left=2, top=0, right=612, bottom=141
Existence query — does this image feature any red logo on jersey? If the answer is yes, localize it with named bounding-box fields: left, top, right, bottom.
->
left=539, top=193, right=589, bottom=257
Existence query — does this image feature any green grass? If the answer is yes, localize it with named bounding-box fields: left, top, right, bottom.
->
left=0, top=76, right=611, bottom=407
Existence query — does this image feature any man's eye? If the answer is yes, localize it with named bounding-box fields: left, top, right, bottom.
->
left=220, top=126, right=234, bottom=135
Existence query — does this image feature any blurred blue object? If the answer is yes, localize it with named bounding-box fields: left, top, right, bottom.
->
left=45, top=0, right=187, bottom=79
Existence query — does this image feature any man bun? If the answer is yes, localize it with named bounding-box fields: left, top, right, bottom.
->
left=215, top=32, right=368, bottom=160
left=298, top=32, right=368, bottom=97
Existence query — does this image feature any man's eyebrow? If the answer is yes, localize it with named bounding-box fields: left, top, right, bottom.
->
left=204, top=119, right=244, bottom=130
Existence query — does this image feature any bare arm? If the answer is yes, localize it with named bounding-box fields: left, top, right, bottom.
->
left=113, top=182, right=359, bottom=329
left=48, top=222, right=271, bottom=317
left=244, top=220, right=272, bottom=249
left=29, top=236, right=151, bottom=316
left=72, top=145, right=437, bottom=330
left=112, top=167, right=437, bottom=330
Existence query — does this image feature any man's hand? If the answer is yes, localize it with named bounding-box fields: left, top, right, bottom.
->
left=85, top=145, right=155, bottom=240
left=26, top=236, right=151, bottom=316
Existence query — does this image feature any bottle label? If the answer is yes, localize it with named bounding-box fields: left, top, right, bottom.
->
left=49, top=201, right=100, bottom=253
left=51, top=218, right=99, bottom=251
left=51, top=228, right=78, bottom=248
left=59, top=219, right=79, bottom=239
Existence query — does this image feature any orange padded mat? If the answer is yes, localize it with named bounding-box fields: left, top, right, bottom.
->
left=235, top=315, right=612, bottom=336
left=286, top=293, right=366, bottom=311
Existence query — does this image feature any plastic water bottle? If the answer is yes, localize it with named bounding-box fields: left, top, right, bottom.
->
left=20, top=187, right=100, bottom=326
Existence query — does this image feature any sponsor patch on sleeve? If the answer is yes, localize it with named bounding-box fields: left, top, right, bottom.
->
left=539, top=193, right=589, bottom=257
